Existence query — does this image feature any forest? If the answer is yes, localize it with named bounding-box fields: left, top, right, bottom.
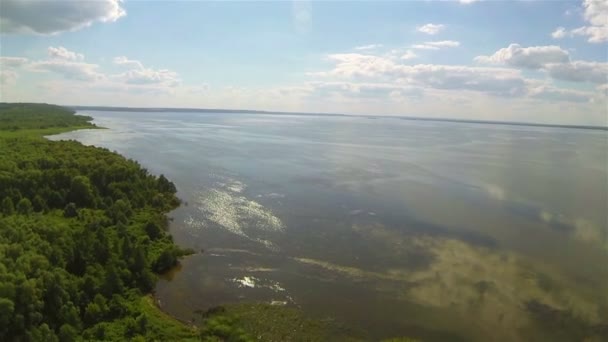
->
left=0, top=103, right=197, bottom=341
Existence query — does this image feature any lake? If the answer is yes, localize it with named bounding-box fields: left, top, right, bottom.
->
left=50, top=111, right=608, bottom=341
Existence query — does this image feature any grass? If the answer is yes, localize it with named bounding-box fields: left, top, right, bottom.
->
left=0, top=125, right=101, bottom=139
left=139, top=296, right=199, bottom=341
left=198, top=303, right=369, bottom=342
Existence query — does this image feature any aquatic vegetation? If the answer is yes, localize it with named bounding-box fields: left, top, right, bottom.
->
left=292, top=222, right=607, bottom=341
left=198, top=303, right=368, bottom=341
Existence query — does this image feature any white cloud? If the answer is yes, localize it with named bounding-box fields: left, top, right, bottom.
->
left=115, top=68, right=180, bottom=87
left=428, top=40, right=460, bottom=48
left=475, top=43, right=607, bottom=85
left=551, top=27, right=567, bottom=39
left=302, top=81, right=423, bottom=100
left=355, top=44, right=383, bottom=51
left=23, top=48, right=181, bottom=88
left=412, top=44, right=440, bottom=50
left=545, top=61, right=608, bottom=84
left=529, top=85, right=592, bottom=103
left=114, top=56, right=144, bottom=69
left=318, top=53, right=527, bottom=97
left=0, top=56, right=28, bottom=68
left=0, top=69, right=18, bottom=85
left=459, top=0, right=482, bottom=4
left=401, top=50, right=417, bottom=60
left=571, top=25, right=608, bottom=43
left=112, top=57, right=180, bottom=87
left=0, top=57, right=28, bottom=85
left=412, top=40, right=460, bottom=50
left=577, top=0, right=608, bottom=42
left=474, top=43, right=570, bottom=69
left=0, top=0, right=125, bottom=35
left=29, top=60, right=105, bottom=81
left=48, top=46, right=84, bottom=61
left=416, top=23, right=445, bottom=35
left=555, top=0, right=608, bottom=43
left=319, top=53, right=399, bottom=78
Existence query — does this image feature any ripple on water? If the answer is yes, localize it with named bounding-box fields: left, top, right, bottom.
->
left=184, top=177, right=284, bottom=251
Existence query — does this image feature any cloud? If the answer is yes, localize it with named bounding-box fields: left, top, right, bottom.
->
left=553, top=0, right=608, bottom=43
left=355, top=44, right=383, bottom=51
left=402, top=65, right=526, bottom=97
left=574, top=0, right=608, bottom=43
left=459, top=0, right=482, bottom=4
left=475, top=43, right=607, bottom=85
left=401, top=50, right=417, bottom=60
left=114, top=56, right=144, bottom=69
left=416, top=23, right=445, bottom=35
left=0, top=57, right=28, bottom=85
left=544, top=61, right=608, bottom=84
left=412, top=40, right=460, bottom=50
left=109, top=55, right=180, bottom=87
left=551, top=27, right=567, bottom=39
left=114, top=68, right=180, bottom=87
left=0, top=0, right=125, bottom=35
left=303, top=81, right=423, bottom=100
left=19, top=46, right=105, bottom=81
left=318, top=53, right=527, bottom=97
left=0, top=56, right=28, bottom=68
left=112, top=55, right=180, bottom=87
left=29, top=60, right=105, bottom=81
left=529, top=85, right=592, bottom=103
left=0, top=69, right=18, bottom=85
left=474, top=43, right=570, bottom=69
left=571, top=25, right=608, bottom=43
left=48, top=46, right=84, bottom=61
left=318, top=53, right=399, bottom=78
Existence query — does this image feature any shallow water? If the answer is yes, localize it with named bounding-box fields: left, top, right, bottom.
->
left=51, top=111, right=608, bottom=341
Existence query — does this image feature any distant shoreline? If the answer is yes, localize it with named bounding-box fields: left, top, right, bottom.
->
left=70, top=105, right=608, bottom=131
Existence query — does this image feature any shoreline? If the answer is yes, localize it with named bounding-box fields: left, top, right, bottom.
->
left=45, top=118, right=201, bottom=334
left=0, top=103, right=199, bottom=340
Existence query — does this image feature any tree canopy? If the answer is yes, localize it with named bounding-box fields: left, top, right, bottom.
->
left=0, top=103, right=194, bottom=340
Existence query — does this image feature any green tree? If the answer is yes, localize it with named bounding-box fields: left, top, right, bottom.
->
left=144, top=221, right=162, bottom=240
left=157, top=174, right=177, bottom=193
left=58, top=324, right=78, bottom=342
left=32, top=195, right=48, bottom=212
left=153, top=248, right=178, bottom=273
left=63, top=203, right=78, bottom=218
left=1, top=197, right=15, bottom=215
left=0, top=298, right=15, bottom=335
left=68, top=176, right=95, bottom=207
left=16, top=198, right=33, bottom=215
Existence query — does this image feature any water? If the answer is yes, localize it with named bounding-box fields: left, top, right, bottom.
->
left=51, top=111, right=608, bottom=341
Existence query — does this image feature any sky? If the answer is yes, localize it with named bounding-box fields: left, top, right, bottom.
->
left=0, top=0, right=607, bottom=126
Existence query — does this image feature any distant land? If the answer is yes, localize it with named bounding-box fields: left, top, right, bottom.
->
left=70, top=105, right=608, bottom=131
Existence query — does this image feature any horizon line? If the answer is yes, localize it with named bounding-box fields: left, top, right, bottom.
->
left=66, top=104, right=608, bottom=131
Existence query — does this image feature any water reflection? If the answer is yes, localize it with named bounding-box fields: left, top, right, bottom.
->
left=50, top=111, right=608, bottom=341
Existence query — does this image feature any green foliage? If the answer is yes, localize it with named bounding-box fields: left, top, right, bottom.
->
left=1, top=197, right=15, bottom=216
left=200, top=315, right=253, bottom=342
left=0, top=103, right=94, bottom=131
left=0, top=104, right=191, bottom=340
left=16, top=198, right=33, bottom=215
left=199, top=304, right=369, bottom=342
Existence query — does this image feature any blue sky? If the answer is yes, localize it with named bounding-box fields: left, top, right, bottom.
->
left=1, top=0, right=606, bottom=125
